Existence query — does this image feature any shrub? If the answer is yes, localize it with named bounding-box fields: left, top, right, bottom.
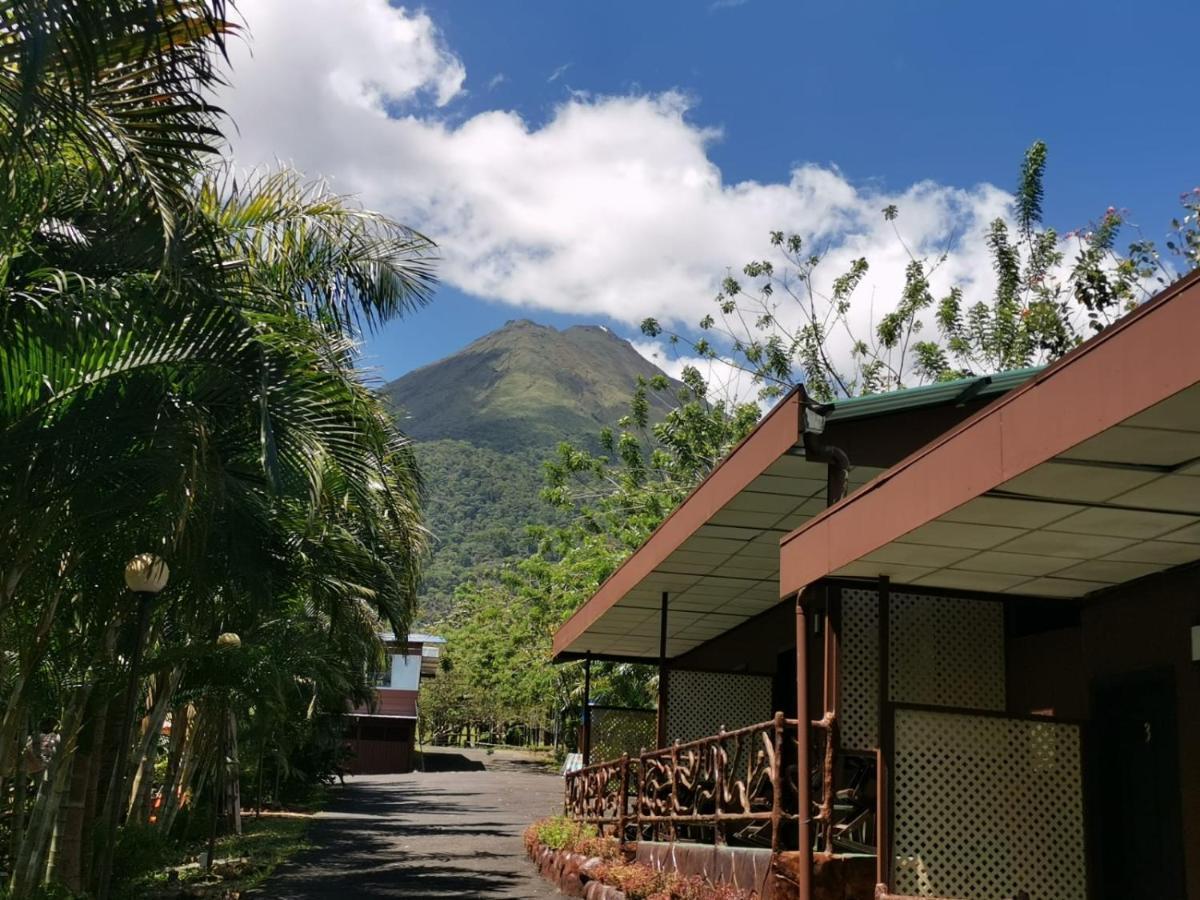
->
left=525, top=817, right=751, bottom=898
left=523, top=816, right=620, bottom=860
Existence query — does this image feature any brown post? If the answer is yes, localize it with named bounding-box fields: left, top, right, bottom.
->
left=769, top=712, right=783, bottom=857
left=655, top=591, right=669, bottom=748
left=795, top=590, right=813, bottom=900
left=668, top=740, right=680, bottom=842
left=714, top=725, right=727, bottom=846
left=582, top=652, right=593, bottom=766
left=617, top=753, right=630, bottom=848
left=820, top=585, right=841, bottom=853
left=876, top=576, right=891, bottom=892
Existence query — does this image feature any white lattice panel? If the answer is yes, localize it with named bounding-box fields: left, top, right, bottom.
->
left=666, top=669, right=772, bottom=744
left=839, top=588, right=880, bottom=752
left=891, top=707, right=1085, bottom=900
left=888, top=591, right=1005, bottom=712
left=838, top=588, right=1005, bottom=752
left=590, top=707, right=656, bottom=762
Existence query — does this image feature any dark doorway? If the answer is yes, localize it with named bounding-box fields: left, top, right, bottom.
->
left=1092, top=669, right=1186, bottom=900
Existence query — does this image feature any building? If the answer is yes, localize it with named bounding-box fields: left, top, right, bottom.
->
left=346, top=632, right=444, bottom=774
left=556, top=271, right=1200, bottom=899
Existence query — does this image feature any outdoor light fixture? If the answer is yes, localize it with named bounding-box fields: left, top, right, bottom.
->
left=124, top=553, right=170, bottom=594
left=98, top=554, right=171, bottom=900
left=217, top=632, right=242, bottom=649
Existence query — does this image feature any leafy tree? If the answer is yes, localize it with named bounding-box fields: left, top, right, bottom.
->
left=0, top=3, right=436, bottom=896
left=641, top=142, right=1199, bottom=402
left=424, top=372, right=760, bottom=745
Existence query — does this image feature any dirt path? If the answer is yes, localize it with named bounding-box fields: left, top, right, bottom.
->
left=258, top=748, right=562, bottom=899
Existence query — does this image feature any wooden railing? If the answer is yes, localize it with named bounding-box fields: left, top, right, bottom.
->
left=564, top=713, right=801, bottom=852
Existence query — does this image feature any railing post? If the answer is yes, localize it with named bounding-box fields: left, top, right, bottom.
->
left=714, top=725, right=727, bottom=846
left=795, top=590, right=813, bottom=900
left=770, top=711, right=783, bottom=858
left=669, top=739, right=680, bottom=843
left=617, top=754, right=630, bottom=849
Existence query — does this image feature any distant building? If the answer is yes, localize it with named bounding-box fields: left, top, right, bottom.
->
left=346, top=632, right=444, bottom=774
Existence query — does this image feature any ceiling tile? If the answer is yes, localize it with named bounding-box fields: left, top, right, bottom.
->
left=993, top=530, right=1135, bottom=558
left=1061, top=426, right=1200, bottom=467
left=710, top=508, right=785, bottom=530
left=1110, top=475, right=1200, bottom=513
left=913, top=569, right=1032, bottom=592
left=949, top=550, right=1075, bottom=576
left=1001, top=462, right=1158, bottom=503
left=832, top=561, right=935, bottom=583
left=898, top=520, right=1027, bottom=550
left=863, top=543, right=977, bottom=568
left=1008, top=577, right=1107, bottom=598
left=1053, top=559, right=1169, bottom=583
left=1102, top=540, right=1200, bottom=565
left=746, top=473, right=824, bottom=497
left=941, top=496, right=1083, bottom=528
left=725, top=491, right=806, bottom=514
left=1159, top=520, right=1200, bottom=544
left=1044, top=506, right=1199, bottom=539
left=1122, top=383, right=1200, bottom=432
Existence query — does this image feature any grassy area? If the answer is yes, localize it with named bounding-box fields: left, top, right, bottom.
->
left=114, top=790, right=328, bottom=899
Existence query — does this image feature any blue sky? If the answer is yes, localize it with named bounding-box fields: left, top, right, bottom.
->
left=219, top=1, right=1200, bottom=384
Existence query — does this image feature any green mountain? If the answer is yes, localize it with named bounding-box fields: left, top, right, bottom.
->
left=382, top=319, right=675, bottom=620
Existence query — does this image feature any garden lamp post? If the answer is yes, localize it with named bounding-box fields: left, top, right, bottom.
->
left=207, top=632, right=241, bottom=872
left=96, top=554, right=169, bottom=900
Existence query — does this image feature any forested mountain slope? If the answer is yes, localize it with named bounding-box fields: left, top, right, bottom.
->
left=383, top=320, right=675, bottom=618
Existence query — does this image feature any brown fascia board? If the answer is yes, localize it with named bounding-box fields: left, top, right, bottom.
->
left=778, top=267, right=1200, bottom=597
left=550, top=388, right=805, bottom=659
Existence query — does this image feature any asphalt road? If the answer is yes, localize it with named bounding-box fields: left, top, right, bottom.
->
left=258, top=748, right=563, bottom=899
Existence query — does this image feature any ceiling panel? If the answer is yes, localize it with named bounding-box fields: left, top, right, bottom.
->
left=992, top=530, right=1135, bottom=559
left=1122, top=382, right=1200, bottom=431
left=1043, top=506, right=1198, bottom=539
left=898, top=520, right=1027, bottom=550
left=913, top=569, right=1033, bottom=592
left=1006, top=576, right=1109, bottom=597
left=949, top=550, right=1075, bottom=577
left=940, top=496, right=1083, bottom=528
left=1061, top=426, right=1200, bottom=467
left=999, top=462, right=1159, bottom=503
left=1109, top=475, right=1200, bottom=513
left=1052, top=559, right=1169, bottom=583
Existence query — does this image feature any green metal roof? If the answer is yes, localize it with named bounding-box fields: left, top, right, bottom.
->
left=824, top=366, right=1044, bottom=422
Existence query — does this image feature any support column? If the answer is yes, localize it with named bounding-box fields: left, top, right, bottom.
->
left=795, top=589, right=813, bottom=900
left=655, top=591, right=669, bottom=749
left=819, top=583, right=841, bottom=854
left=582, top=652, right=592, bottom=765
left=876, top=575, right=892, bottom=892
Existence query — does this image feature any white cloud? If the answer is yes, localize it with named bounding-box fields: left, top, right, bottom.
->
left=217, top=1, right=1023, bottom=382
left=631, top=340, right=762, bottom=408
left=547, top=63, right=572, bottom=83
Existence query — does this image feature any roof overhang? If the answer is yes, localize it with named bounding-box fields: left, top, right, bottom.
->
left=780, top=270, right=1200, bottom=600
left=552, top=369, right=1039, bottom=662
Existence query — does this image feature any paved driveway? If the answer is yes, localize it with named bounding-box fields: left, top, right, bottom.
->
left=259, top=748, right=562, bottom=899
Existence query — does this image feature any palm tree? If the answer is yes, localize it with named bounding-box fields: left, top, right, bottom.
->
left=0, top=2, right=440, bottom=896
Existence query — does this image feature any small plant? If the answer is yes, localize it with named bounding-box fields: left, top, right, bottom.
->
left=524, top=816, right=620, bottom=860
left=594, top=860, right=753, bottom=900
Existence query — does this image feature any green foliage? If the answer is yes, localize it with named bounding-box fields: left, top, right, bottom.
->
left=0, top=3, right=434, bottom=896
left=414, top=441, right=565, bottom=620
left=643, top=141, right=1199, bottom=402
left=423, top=373, right=759, bottom=738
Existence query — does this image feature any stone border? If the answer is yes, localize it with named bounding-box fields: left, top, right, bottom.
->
left=527, top=843, right=625, bottom=899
